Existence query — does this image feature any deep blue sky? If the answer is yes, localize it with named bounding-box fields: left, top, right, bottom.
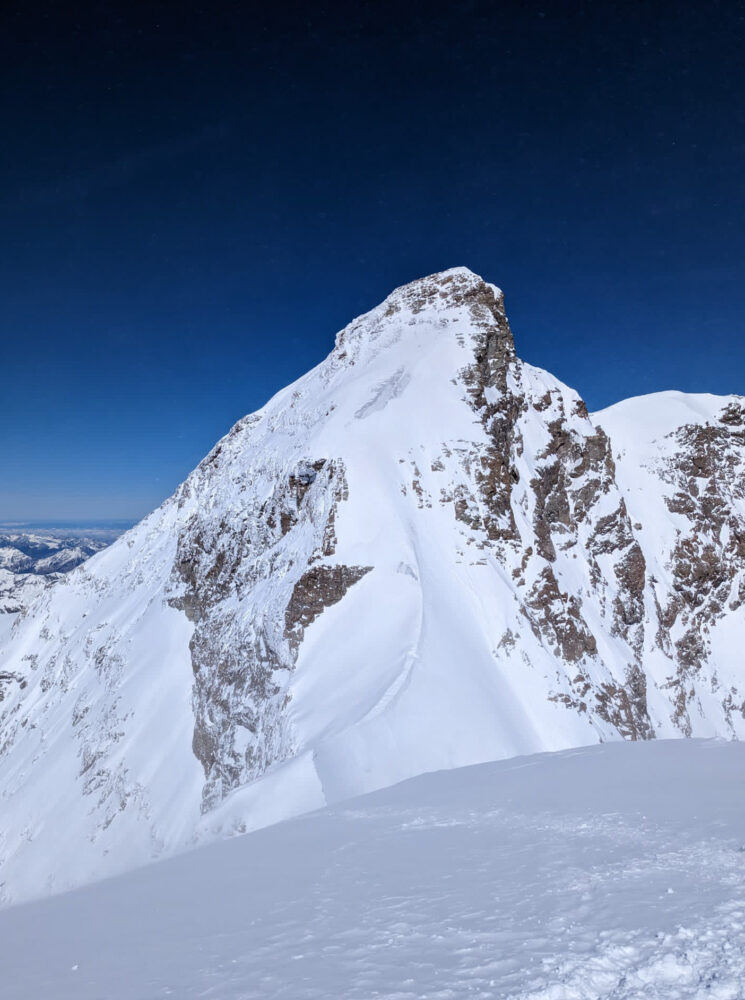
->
left=1, top=1, right=744, bottom=521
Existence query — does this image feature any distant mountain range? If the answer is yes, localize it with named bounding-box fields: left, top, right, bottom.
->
left=0, top=267, right=743, bottom=906
left=0, top=526, right=125, bottom=615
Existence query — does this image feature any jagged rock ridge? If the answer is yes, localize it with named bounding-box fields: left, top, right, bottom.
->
left=0, top=267, right=743, bottom=905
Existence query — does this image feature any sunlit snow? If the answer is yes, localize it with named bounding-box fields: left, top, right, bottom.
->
left=1, top=740, right=742, bottom=999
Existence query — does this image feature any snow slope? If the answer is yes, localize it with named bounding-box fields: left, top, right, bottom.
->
left=1, top=739, right=744, bottom=999
left=0, top=267, right=744, bottom=906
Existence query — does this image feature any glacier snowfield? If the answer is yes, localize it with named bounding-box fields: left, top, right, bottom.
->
left=1, top=739, right=743, bottom=999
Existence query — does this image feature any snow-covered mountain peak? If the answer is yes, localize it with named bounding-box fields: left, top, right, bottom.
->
left=330, top=266, right=513, bottom=371
left=0, top=271, right=744, bottom=906
left=596, top=389, right=745, bottom=444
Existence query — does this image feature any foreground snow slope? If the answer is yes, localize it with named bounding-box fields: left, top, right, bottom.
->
left=1, top=267, right=744, bottom=905
left=1, top=739, right=744, bottom=1000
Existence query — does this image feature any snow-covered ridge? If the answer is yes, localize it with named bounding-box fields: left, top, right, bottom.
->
left=0, top=267, right=743, bottom=905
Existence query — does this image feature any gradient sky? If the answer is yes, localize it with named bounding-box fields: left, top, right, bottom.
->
left=1, top=1, right=744, bottom=521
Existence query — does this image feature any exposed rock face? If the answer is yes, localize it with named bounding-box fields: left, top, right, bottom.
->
left=435, top=282, right=656, bottom=739
left=596, top=391, right=745, bottom=740
left=286, top=565, right=372, bottom=645
left=0, top=267, right=743, bottom=905
left=0, top=670, right=26, bottom=703
left=457, top=279, right=522, bottom=548
left=169, top=456, right=370, bottom=810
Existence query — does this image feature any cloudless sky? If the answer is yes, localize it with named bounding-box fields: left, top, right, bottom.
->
left=1, top=0, right=744, bottom=520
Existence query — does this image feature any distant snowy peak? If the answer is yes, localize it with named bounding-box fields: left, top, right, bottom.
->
left=0, top=529, right=117, bottom=621
left=0, top=548, right=34, bottom=574
left=595, top=390, right=744, bottom=450
left=0, top=569, right=50, bottom=617
left=0, top=267, right=744, bottom=906
left=0, top=530, right=111, bottom=577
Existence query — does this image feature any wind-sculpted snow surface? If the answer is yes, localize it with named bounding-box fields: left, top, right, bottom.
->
left=1, top=740, right=744, bottom=999
left=0, top=267, right=744, bottom=904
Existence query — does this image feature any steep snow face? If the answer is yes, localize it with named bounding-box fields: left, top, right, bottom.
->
left=0, top=268, right=743, bottom=905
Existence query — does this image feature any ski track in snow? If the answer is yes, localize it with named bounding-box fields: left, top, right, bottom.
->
left=359, top=551, right=424, bottom=727
left=1, top=740, right=744, bottom=999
